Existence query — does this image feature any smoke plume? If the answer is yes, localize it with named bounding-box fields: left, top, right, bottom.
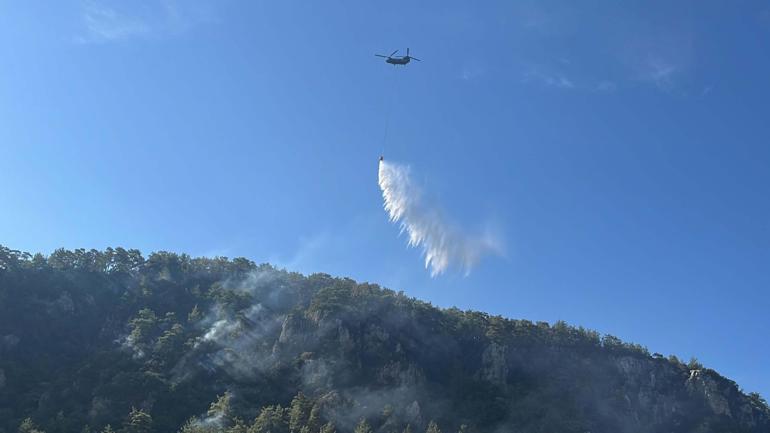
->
left=378, top=159, right=499, bottom=276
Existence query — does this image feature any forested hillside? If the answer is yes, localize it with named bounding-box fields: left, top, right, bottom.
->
left=0, top=246, right=767, bottom=433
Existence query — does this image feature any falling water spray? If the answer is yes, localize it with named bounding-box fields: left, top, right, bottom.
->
left=378, top=159, right=499, bottom=276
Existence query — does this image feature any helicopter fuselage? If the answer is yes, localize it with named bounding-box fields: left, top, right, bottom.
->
left=386, top=57, right=410, bottom=65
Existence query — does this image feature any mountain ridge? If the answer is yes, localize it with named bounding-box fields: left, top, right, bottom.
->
left=0, top=246, right=767, bottom=433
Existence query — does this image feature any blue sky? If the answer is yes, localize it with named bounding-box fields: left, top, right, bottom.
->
left=1, top=1, right=769, bottom=397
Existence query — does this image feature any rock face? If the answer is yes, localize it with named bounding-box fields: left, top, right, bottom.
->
left=476, top=348, right=768, bottom=433
left=687, top=369, right=731, bottom=417
left=478, top=342, right=508, bottom=387
left=405, top=400, right=423, bottom=426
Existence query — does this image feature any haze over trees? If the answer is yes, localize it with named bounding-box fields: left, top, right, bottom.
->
left=0, top=246, right=768, bottom=433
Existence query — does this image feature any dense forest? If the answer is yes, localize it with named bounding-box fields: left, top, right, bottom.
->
left=0, top=246, right=768, bottom=433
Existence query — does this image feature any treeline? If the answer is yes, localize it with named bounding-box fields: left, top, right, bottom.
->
left=16, top=392, right=467, bottom=433
left=0, top=246, right=253, bottom=276
left=0, top=245, right=656, bottom=360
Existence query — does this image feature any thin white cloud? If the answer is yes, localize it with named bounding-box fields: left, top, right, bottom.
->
left=79, top=2, right=150, bottom=42
left=639, top=56, right=679, bottom=89
left=619, top=26, right=694, bottom=92
left=509, top=2, right=700, bottom=94
left=522, top=66, right=575, bottom=89
left=76, top=0, right=215, bottom=44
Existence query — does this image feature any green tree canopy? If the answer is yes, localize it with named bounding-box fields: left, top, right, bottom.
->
left=425, top=421, right=441, bottom=433
left=353, top=419, right=372, bottom=433
left=18, top=418, right=45, bottom=433
left=122, top=408, right=152, bottom=433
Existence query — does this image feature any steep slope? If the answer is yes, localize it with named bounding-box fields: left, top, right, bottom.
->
left=0, top=246, right=767, bottom=433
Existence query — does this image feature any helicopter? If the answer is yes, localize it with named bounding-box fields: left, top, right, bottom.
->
left=375, top=48, right=421, bottom=65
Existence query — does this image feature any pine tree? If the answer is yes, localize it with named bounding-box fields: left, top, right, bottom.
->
left=178, top=418, right=207, bottom=433
left=319, top=422, right=336, bottom=433
left=227, top=418, right=249, bottom=433
left=305, top=404, right=321, bottom=433
left=687, top=357, right=703, bottom=370
left=188, top=304, right=203, bottom=323
left=401, top=424, right=412, bottom=433
left=208, top=392, right=234, bottom=426
left=425, top=421, right=441, bottom=433
left=288, top=392, right=311, bottom=433
left=122, top=408, right=152, bottom=433
left=353, top=419, right=372, bottom=433
left=248, top=405, right=288, bottom=433
left=18, top=418, right=45, bottom=433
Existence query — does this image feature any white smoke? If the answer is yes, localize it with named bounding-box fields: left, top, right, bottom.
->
left=201, top=304, right=264, bottom=343
left=378, top=159, right=499, bottom=276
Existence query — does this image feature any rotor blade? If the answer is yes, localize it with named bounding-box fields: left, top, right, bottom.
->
left=390, top=49, right=399, bottom=57
left=375, top=54, right=389, bottom=58
left=410, top=57, right=421, bottom=61
left=407, top=47, right=410, bottom=56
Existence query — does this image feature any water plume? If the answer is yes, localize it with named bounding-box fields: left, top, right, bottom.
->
left=378, top=159, right=499, bottom=276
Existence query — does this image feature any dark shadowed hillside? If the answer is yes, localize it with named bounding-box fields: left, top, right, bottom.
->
left=0, top=246, right=767, bottom=433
